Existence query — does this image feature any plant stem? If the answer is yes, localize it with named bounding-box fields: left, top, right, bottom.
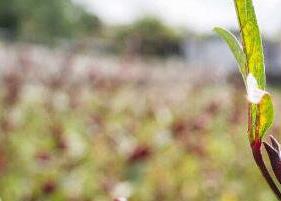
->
left=252, top=140, right=281, bottom=200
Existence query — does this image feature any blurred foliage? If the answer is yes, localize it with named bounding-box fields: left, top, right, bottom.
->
left=114, top=17, right=184, bottom=57
left=0, top=1, right=184, bottom=57
left=0, top=0, right=19, bottom=35
left=0, top=0, right=102, bottom=42
left=0, top=44, right=280, bottom=200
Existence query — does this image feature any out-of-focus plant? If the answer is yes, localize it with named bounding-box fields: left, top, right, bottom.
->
left=0, top=0, right=19, bottom=38
left=114, top=17, right=184, bottom=57
left=0, top=0, right=102, bottom=42
left=215, top=0, right=281, bottom=200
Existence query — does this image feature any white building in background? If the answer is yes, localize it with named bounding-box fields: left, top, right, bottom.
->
left=184, top=36, right=235, bottom=70
left=183, top=35, right=281, bottom=82
left=264, top=41, right=281, bottom=75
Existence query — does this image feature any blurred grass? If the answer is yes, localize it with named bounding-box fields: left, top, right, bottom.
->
left=0, top=45, right=280, bottom=201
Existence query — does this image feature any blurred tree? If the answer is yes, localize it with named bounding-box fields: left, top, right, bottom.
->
left=114, top=17, right=184, bottom=57
left=0, top=0, right=20, bottom=39
left=78, top=11, right=102, bottom=36
left=0, top=0, right=102, bottom=43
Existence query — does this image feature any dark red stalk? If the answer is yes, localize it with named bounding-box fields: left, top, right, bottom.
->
left=263, top=136, right=281, bottom=185
left=251, top=140, right=281, bottom=200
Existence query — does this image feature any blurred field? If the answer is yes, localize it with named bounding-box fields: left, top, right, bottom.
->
left=0, top=43, right=281, bottom=201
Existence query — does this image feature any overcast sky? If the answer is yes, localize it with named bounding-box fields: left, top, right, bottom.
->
left=73, top=0, right=281, bottom=37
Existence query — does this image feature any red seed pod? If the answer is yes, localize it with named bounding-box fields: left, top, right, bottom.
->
left=35, top=151, right=51, bottom=164
left=189, top=114, right=209, bottom=132
left=114, top=197, right=127, bottom=201
left=3, top=71, right=23, bottom=106
left=50, top=123, right=68, bottom=151
left=0, top=149, right=7, bottom=174
left=171, top=119, right=188, bottom=137
left=128, top=145, right=151, bottom=164
left=42, top=180, right=56, bottom=194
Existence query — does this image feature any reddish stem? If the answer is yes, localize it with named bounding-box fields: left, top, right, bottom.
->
left=251, top=140, right=281, bottom=200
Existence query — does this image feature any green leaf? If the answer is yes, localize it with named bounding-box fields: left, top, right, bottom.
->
left=215, top=1, right=273, bottom=141
left=214, top=27, right=247, bottom=82
left=234, top=0, right=266, bottom=89
left=233, top=0, right=271, bottom=141
left=258, top=94, right=274, bottom=138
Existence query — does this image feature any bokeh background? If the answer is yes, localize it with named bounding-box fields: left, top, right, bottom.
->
left=1, top=0, right=281, bottom=200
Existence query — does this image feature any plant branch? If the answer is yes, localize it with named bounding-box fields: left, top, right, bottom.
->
left=252, top=140, right=281, bottom=200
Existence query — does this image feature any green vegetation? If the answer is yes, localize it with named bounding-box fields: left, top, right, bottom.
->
left=114, top=17, right=184, bottom=57
left=0, top=0, right=184, bottom=56
left=0, top=60, right=280, bottom=200
left=2, top=0, right=281, bottom=200
left=0, top=0, right=101, bottom=42
left=215, top=0, right=281, bottom=200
